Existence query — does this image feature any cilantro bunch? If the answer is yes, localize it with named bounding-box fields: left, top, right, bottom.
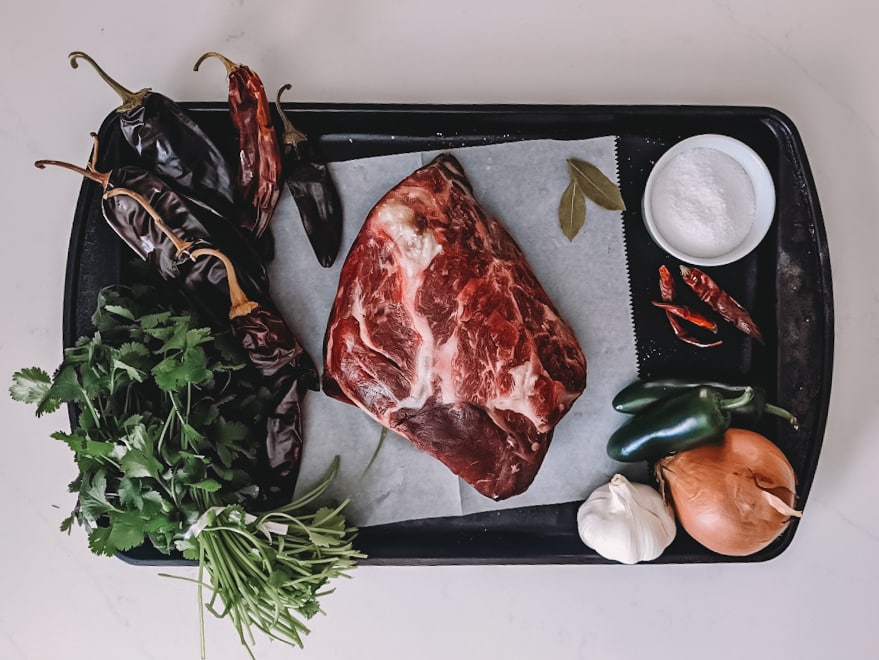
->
left=11, top=282, right=363, bottom=657
left=12, top=283, right=270, bottom=555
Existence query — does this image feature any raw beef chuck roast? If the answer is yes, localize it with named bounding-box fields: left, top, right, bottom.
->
left=323, top=154, right=587, bottom=499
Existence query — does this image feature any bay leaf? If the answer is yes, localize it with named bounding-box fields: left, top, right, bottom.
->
left=567, top=158, right=626, bottom=211
left=558, top=179, right=587, bottom=241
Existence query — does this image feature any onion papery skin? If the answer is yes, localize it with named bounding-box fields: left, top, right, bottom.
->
left=655, top=428, right=800, bottom=557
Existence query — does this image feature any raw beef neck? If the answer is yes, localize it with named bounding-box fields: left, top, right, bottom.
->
left=323, top=154, right=587, bottom=500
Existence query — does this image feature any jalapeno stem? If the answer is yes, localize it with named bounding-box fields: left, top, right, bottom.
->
left=102, top=188, right=194, bottom=255
left=189, top=248, right=259, bottom=319
left=193, top=51, right=239, bottom=75
left=720, top=387, right=755, bottom=411
left=275, top=84, right=308, bottom=149
left=68, top=51, right=148, bottom=112
left=763, top=403, right=800, bottom=429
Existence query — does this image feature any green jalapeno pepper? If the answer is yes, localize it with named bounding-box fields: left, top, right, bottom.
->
left=606, top=386, right=755, bottom=462
left=611, top=378, right=798, bottom=428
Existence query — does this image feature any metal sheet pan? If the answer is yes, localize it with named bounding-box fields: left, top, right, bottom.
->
left=64, top=104, right=833, bottom=565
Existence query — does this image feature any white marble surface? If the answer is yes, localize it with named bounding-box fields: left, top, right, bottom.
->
left=0, top=1, right=875, bottom=659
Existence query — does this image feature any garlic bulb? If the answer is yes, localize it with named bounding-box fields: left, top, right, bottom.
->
left=577, top=474, right=676, bottom=564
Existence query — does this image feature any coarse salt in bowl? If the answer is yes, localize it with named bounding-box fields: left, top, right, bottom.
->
left=642, top=134, right=776, bottom=266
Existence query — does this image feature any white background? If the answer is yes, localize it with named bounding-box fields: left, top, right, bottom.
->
left=1, top=1, right=876, bottom=659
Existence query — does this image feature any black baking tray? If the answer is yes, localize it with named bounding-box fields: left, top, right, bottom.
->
left=63, top=103, right=832, bottom=565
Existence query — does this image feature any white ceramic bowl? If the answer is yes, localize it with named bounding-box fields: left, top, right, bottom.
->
left=642, top=134, right=776, bottom=266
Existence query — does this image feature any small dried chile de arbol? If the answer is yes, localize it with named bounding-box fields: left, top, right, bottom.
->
left=194, top=52, right=282, bottom=239
left=275, top=84, right=343, bottom=268
left=680, top=265, right=764, bottom=344
left=36, top=138, right=318, bottom=499
left=657, top=265, right=722, bottom=349
left=68, top=52, right=244, bottom=226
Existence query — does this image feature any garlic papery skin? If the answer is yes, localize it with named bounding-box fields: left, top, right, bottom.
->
left=577, top=474, right=676, bottom=564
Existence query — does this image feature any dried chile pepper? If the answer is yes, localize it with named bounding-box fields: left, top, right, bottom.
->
left=658, top=264, right=676, bottom=301
left=658, top=265, right=722, bottom=348
left=36, top=138, right=318, bottom=499
left=651, top=301, right=718, bottom=332
left=194, top=52, right=282, bottom=239
left=69, top=52, right=244, bottom=225
left=680, top=265, right=764, bottom=344
left=275, top=84, right=344, bottom=267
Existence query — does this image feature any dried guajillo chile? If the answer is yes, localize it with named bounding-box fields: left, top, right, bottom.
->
left=612, top=378, right=799, bottom=428
left=275, top=84, right=343, bottom=267
left=194, top=51, right=282, bottom=239
left=36, top=142, right=318, bottom=498
left=68, top=51, right=244, bottom=224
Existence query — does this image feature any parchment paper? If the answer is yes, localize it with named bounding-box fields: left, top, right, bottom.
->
left=266, top=137, right=640, bottom=527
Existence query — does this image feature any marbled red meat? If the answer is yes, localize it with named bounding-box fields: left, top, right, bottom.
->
left=323, top=154, right=587, bottom=500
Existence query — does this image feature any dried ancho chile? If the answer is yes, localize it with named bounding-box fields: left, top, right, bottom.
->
left=36, top=137, right=318, bottom=500
left=69, top=51, right=245, bottom=226
left=275, top=84, right=344, bottom=267
left=194, top=51, right=282, bottom=239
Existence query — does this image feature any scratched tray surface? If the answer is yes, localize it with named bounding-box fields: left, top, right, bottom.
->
left=64, top=104, right=832, bottom=565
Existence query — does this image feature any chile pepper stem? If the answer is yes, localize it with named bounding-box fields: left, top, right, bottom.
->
left=720, top=386, right=756, bottom=411
left=68, top=51, right=147, bottom=112
left=763, top=403, right=800, bottom=429
left=102, top=188, right=194, bottom=255
left=275, top=84, right=308, bottom=148
left=34, top=159, right=109, bottom=187
left=193, top=51, right=238, bottom=75
left=189, top=248, right=259, bottom=319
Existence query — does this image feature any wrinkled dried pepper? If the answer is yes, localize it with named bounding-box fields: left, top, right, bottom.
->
left=275, top=84, right=344, bottom=267
left=658, top=265, right=722, bottom=348
left=69, top=51, right=246, bottom=226
left=680, top=265, right=764, bottom=344
left=194, top=52, right=282, bottom=239
left=651, top=301, right=718, bottom=332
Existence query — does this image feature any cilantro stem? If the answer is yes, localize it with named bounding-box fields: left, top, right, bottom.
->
left=198, top=541, right=206, bottom=660
left=156, top=405, right=175, bottom=461
left=79, top=386, right=103, bottom=429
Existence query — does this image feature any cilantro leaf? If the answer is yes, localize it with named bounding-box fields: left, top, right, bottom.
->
left=107, top=511, right=147, bottom=552
left=104, top=304, right=135, bottom=320
left=60, top=515, right=75, bottom=534
left=50, top=431, right=115, bottom=459
left=139, top=311, right=172, bottom=329
left=182, top=347, right=212, bottom=386
left=87, top=527, right=116, bottom=556
left=9, top=367, right=52, bottom=406
left=151, top=356, right=187, bottom=392
left=78, top=471, right=114, bottom=523
left=118, top=476, right=144, bottom=510
left=115, top=342, right=152, bottom=372
left=121, top=449, right=162, bottom=480
left=191, top=479, right=222, bottom=492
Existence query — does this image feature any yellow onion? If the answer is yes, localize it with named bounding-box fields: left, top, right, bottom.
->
left=655, top=428, right=802, bottom=556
